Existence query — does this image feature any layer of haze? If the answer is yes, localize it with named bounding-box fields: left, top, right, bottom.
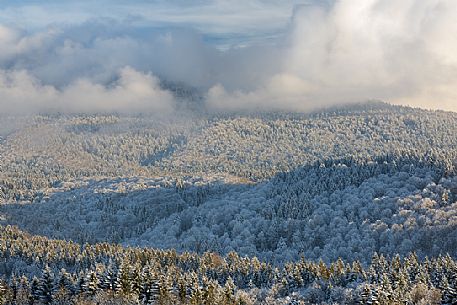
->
left=0, top=0, right=456, bottom=114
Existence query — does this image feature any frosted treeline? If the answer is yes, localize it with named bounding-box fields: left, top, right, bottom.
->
left=2, top=102, right=457, bottom=202
left=1, top=226, right=457, bottom=304
left=1, top=102, right=457, bottom=266
left=1, top=156, right=456, bottom=265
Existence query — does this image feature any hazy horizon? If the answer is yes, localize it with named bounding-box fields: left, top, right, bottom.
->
left=1, top=0, right=456, bottom=114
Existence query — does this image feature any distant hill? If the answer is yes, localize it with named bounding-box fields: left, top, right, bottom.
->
left=1, top=102, right=457, bottom=264
left=1, top=102, right=457, bottom=304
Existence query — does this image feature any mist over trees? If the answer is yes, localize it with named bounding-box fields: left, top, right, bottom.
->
left=2, top=0, right=457, bottom=303
left=1, top=102, right=457, bottom=304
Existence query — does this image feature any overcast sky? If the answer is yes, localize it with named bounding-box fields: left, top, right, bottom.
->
left=0, top=0, right=456, bottom=113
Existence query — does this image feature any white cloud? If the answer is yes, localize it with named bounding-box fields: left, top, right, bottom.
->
left=0, top=67, right=175, bottom=114
left=207, top=0, right=457, bottom=112
left=1, top=0, right=457, bottom=114
left=207, top=74, right=315, bottom=111
left=0, top=69, right=58, bottom=113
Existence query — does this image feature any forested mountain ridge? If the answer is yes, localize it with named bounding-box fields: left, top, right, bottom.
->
left=1, top=102, right=457, bottom=202
left=1, top=102, right=457, bottom=304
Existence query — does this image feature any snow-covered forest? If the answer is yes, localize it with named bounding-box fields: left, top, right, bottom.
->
left=1, top=102, right=457, bottom=304
left=1, top=225, right=457, bottom=304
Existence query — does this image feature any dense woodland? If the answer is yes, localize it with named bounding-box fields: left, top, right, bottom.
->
left=1, top=226, right=457, bottom=304
left=1, top=102, right=457, bottom=303
left=2, top=102, right=457, bottom=203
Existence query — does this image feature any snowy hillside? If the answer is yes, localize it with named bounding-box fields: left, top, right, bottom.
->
left=1, top=102, right=457, bottom=263
left=1, top=102, right=457, bottom=304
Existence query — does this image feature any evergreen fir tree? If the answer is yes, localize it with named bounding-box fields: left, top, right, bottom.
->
left=38, top=266, right=55, bottom=304
left=31, top=276, right=41, bottom=302
left=189, top=280, right=202, bottom=305
left=358, top=284, right=371, bottom=305
left=116, top=262, right=132, bottom=295
left=440, top=276, right=457, bottom=305
left=16, top=276, right=32, bottom=305
left=369, top=287, right=380, bottom=305
left=0, top=279, right=8, bottom=305
left=379, top=273, right=393, bottom=303
left=84, top=270, right=99, bottom=296
left=203, top=278, right=218, bottom=305
left=138, top=269, right=153, bottom=304
left=177, top=276, right=187, bottom=304
left=130, top=266, right=142, bottom=296
left=75, top=273, right=86, bottom=295
left=100, top=267, right=117, bottom=291
left=56, top=269, right=74, bottom=295
left=223, top=277, right=236, bottom=305
left=9, top=274, right=19, bottom=302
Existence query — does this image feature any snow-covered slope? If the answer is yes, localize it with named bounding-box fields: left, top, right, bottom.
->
left=1, top=102, right=457, bottom=265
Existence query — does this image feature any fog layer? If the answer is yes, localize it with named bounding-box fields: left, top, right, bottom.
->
left=0, top=0, right=456, bottom=113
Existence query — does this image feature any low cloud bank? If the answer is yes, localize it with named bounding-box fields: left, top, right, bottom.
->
left=0, top=67, right=174, bottom=114
left=1, top=0, right=456, bottom=114
left=207, top=0, right=457, bottom=112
